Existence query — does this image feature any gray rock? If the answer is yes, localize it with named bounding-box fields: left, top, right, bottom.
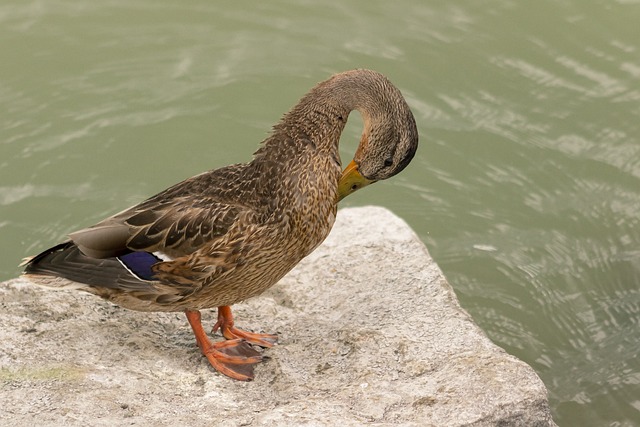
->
left=0, top=206, right=556, bottom=426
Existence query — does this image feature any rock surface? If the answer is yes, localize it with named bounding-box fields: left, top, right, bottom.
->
left=0, top=206, right=556, bottom=426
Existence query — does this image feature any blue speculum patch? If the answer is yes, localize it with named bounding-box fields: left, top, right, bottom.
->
left=117, top=252, right=162, bottom=281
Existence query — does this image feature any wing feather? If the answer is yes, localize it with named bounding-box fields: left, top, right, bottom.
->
left=67, top=164, right=256, bottom=260
left=26, top=163, right=273, bottom=302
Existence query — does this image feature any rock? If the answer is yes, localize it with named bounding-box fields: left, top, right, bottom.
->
left=0, top=206, right=556, bottom=426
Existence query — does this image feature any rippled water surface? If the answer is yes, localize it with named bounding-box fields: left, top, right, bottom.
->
left=2, top=1, right=640, bottom=425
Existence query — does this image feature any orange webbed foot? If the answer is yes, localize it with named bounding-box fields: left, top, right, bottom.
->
left=199, top=338, right=264, bottom=381
left=185, top=310, right=268, bottom=381
left=212, top=305, right=278, bottom=348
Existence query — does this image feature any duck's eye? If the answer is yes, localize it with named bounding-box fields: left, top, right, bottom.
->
left=384, top=158, right=393, bottom=168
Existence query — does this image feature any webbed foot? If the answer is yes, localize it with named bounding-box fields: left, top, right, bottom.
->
left=185, top=309, right=267, bottom=381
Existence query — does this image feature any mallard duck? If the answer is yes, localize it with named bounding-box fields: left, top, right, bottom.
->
left=21, top=69, right=418, bottom=381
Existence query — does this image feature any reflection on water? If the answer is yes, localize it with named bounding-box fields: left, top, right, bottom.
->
left=2, top=1, right=640, bottom=425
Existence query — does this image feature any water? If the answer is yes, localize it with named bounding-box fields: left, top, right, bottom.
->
left=2, top=1, right=640, bottom=425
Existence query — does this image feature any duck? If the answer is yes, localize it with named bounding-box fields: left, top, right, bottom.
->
left=21, top=69, right=419, bottom=381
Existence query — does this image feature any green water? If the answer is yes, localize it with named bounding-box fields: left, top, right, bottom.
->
left=2, top=1, right=639, bottom=425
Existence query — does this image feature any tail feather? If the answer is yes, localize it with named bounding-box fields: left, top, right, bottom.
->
left=22, top=242, right=153, bottom=292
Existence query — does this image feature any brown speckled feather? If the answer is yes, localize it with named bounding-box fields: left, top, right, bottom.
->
left=23, top=69, right=418, bottom=314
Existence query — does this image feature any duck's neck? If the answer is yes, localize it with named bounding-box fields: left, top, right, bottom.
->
left=256, top=69, right=397, bottom=159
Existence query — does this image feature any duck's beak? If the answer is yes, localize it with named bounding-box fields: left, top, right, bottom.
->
left=337, top=160, right=375, bottom=202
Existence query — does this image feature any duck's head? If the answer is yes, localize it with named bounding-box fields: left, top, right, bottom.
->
left=337, top=75, right=419, bottom=201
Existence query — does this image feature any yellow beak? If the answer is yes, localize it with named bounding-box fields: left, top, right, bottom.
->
left=337, top=160, right=375, bottom=202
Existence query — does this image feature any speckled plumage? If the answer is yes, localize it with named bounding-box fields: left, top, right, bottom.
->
left=21, top=69, right=418, bottom=380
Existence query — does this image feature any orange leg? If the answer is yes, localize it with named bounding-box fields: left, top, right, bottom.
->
left=185, top=309, right=264, bottom=381
left=212, top=305, right=278, bottom=348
